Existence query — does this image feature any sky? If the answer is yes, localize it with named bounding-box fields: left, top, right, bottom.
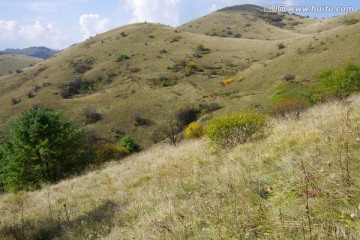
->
left=0, top=0, right=358, bottom=50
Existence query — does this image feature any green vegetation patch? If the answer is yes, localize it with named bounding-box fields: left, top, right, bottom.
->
left=318, top=62, right=360, bottom=99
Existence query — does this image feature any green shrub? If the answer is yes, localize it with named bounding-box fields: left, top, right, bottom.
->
left=117, top=135, right=140, bottom=153
left=115, top=54, right=130, bottom=62
left=318, top=62, right=360, bottom=99
left=206, top=112, right=267, bottom=148
left=153, top=75, right=177, bottom=87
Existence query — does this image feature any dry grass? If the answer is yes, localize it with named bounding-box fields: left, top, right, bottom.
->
left=1, top=93, right=360, bottom=239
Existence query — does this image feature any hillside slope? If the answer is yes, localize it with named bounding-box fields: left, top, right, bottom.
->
left=0, top=6, right=359, bottom=148
left=1, top=93, right=359, bottom=239
left=0, top=54, right=42, bottom=77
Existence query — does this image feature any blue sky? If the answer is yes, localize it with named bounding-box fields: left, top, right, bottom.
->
left=0, top=0, right=358, bottom=50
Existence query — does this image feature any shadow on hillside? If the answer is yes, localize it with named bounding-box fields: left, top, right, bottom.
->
left=0, top=200, right=118, bottom=240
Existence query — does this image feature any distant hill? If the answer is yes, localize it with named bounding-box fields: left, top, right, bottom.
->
left=0, top=46, right=59, bottom=59
left=0, top=54, right=43, bottom=77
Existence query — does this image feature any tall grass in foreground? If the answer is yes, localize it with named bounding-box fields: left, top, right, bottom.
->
left=1, top=96, right=360, bottom=239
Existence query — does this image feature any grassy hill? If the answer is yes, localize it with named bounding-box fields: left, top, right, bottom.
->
left=0, top=92, right=359, bottom=239
left=179, top=4, right=312, bottom=40
left=0, top=54, right=42, bottom=77
left=0, top=6, right=359, bottom=149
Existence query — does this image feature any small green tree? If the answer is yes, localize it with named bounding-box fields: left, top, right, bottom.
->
left=206, top=112, right=267, bottom=148
left=0, top=107, right=87, bottom=192
left=118, top=135, right=140, bottom=153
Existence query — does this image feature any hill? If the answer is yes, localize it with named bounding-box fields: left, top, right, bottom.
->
left=0, top=6, right=359, bottom=148
left=0, top=54, right=43, bottom=77
left=0, top=93, right=359, bottom=239
left=0, top=46, right=59, bottom=59
left=179, top=4, right=313, bottom=40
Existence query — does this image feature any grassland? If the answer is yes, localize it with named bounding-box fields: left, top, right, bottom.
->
left=0, top=7, right=359, bottom=148
left=1, top=92, right=360, bottom=239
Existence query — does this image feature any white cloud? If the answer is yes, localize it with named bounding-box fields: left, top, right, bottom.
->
left=79, top=14, right=110, bottom=39
left=14, top=20, right=69, bottom=49
left=0, top=20, right=17, bottom=40
left=18, top=21, right=46, bottom=39
left=125, top=0, right=182, bottom=26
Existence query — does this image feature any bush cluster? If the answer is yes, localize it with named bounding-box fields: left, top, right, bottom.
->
left=206, top=112, right=267, bottom=148
left=153, top=75, right=178, bottom=87
left=59, top=76, right=94, bottom=99
left=69, top=57, right=94, bottom=74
